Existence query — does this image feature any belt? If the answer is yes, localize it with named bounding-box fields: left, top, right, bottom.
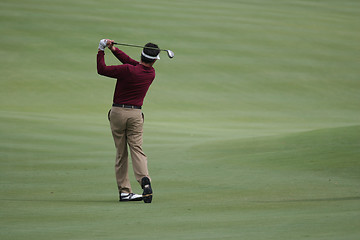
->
left=112, top=103, right=142, bottom=109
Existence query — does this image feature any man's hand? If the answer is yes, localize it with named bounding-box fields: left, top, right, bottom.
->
left=107, top=39, right=115, bottom=51
left=99, top=39, right=115, bottom=51
left=98, top=39, right=108, bottom=51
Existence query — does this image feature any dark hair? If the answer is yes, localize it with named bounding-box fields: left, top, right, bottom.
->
left=141, top=43, right=160, bottom=63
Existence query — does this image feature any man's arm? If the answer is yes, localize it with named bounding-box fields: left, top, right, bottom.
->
left=107, top=40, right=139, bottom=65
left=97, top=51, right=115, bottom=78
left=110, top=47, right=139, bottom=66
left=96, top=39, right=132, bottom=78
left=97, top=50, right=128, bottom=78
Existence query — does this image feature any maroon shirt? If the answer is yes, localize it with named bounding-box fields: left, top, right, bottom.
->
left=97, top=48, right=155, bottom=107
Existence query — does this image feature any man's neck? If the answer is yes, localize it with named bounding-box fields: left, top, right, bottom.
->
left=140, top=61, right=154, bottom=68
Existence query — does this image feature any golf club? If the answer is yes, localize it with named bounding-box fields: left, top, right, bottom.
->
left=113, top=42, right=174, bottom=59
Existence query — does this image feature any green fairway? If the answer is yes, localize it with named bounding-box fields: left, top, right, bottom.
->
left=1, top=0, right=360, bottom=239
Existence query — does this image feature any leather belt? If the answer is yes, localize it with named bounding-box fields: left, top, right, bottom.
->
left=112, top=103, right=142, bottom=109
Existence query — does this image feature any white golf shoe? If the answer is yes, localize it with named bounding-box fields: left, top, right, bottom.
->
left=119, top=193, right=143, bottom=202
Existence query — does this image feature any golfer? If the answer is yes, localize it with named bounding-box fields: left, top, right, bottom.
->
left=97, top=39, right=158, bottom=203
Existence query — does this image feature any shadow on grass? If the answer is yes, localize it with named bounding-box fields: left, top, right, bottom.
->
left=0, top=198, right=133, bottom=204
left=253, top=196, right=360, bottom=203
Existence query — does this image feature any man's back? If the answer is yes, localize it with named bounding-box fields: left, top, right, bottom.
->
left=97, top=48, right=156, bottom=106
left=113, top=63, right=155, bottom=106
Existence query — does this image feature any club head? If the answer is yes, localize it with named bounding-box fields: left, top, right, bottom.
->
left=166, top=50, right=174, bottom=58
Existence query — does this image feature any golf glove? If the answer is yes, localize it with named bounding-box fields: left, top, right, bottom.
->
left=98, top=39, right=107, bottom=51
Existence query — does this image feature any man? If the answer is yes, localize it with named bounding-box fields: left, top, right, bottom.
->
left=97, top=39, right=158, bottom=203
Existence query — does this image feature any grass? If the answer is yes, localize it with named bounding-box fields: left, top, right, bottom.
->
left=1, top=0, right=360, bottom=239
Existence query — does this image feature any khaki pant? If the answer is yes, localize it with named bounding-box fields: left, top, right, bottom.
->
left=109, top=107, right=151, bottom=193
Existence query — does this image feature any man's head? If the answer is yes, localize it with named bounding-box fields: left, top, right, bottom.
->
left=141, top=43, right=160, bottom=64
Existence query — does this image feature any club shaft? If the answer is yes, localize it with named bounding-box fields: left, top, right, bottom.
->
left=113, top=42, right=167, bottom=52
